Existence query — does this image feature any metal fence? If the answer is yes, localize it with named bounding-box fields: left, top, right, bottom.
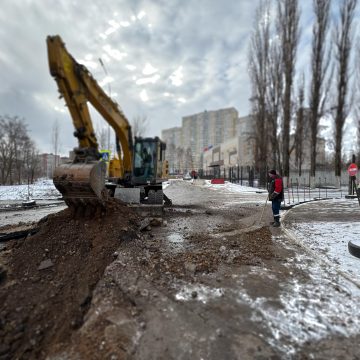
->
left=199, top=165, right=359, bottom=205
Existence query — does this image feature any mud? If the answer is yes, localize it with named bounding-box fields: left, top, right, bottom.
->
left=1, top=181, right=360, bottom=359
left=0, top=199, right=139, bottom=359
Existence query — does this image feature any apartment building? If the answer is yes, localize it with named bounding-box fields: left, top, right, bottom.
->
left=161, top=107, right=239, bottom=173
left=203, top=115, right=256, bottom=171
left=161, top=127, right=182, bottom=173
left=39, top=153, right=61, bottom=178
left=202, top=113, right=327, bottom=175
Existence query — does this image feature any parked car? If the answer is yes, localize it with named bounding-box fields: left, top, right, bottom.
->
left=183, top=173, right=192, bottom=180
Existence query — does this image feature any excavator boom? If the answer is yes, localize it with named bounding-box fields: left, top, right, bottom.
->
left=47, top=35, right=133, bottom=209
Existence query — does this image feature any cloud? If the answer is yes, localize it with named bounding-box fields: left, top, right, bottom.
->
left=0, top=0, right=319, bottom=156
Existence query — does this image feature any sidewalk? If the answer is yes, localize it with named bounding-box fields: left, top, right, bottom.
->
left=283, top=198, right=360, bottom=284
left=269, top=199, right=360, bottom=358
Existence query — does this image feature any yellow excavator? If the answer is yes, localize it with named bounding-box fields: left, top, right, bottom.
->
left=47, top=35, right=170, bottom=209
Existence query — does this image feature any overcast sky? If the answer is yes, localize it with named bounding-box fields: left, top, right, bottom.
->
left=0, top=0, right=357, bottom=156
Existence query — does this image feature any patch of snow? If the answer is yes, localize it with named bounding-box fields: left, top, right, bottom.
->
left=0, top=205, right=67, bottom=228
left=0, top=179, right=61, bottom=201
left=236, top=239, right=360, bottom=357
left=204, top=180, right=266, bottom=194
left=175, top=284, right=224, bottom=304
left=290, top=221, right=360, bottom=284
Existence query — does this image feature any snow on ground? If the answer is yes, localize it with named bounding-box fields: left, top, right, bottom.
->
left=204, top=180, right=267, bottom=194
left=289, top=221, right=360, bottom=284
left=281, top=199, right=360, bottom=285
left=0, top=179, right=61, bottom=201
left=236, top=238, right=360, bottom=357
left=0, top=205, right=67, bottom=229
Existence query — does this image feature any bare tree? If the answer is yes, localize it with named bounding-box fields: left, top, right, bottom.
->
left=248, top=0, right=271, bottom=185
left=132, top=115, right=149, bottom=138
left=52, top=119, right=60, bottom=166
left=13, top=120, right=30, bottom=184
left=266, top=32, right=283, bottom=171
left=309, top=0, right=331, bottom=178
left=95, top=123, right=108, bottom=150
left=333, top=0, right=357, bottom=176
left=356, top=42, right=360, bottom=162
left=295, top=75, right=306, bottom=176
left=24, top=140, right=41, bottom=184
left=0, top=116, right=37, bottom=185
left=0, top=116, right=15, bottom=184
left=277, top=0, right=300, bottom=177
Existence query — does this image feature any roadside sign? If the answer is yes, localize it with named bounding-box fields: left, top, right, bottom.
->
left=100, top=150, right=111, bottom=163
left=348, top=163, right=358, bottom=177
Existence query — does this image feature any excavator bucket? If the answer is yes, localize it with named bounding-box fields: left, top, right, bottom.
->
left=53, top=161, right=107, bottom=210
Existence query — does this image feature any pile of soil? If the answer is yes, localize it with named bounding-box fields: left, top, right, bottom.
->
left=134, top=226, right=273, bottom=283
left=0, top=199, right=139, bottom=360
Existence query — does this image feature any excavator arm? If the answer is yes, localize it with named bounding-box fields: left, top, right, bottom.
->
left=47, top=35, right=133, bottom=208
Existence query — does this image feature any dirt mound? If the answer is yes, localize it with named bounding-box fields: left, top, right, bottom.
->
left=0, top=199, right=139, bottom=360
left=133, top=226, right=273, bottom=283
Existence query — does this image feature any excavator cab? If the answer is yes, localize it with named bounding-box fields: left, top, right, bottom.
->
left=132, top=137, right=167, bottom=185
left=130, top=137, right=171, bottom=205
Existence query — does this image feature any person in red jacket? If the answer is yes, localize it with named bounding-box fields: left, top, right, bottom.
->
left=268, top=169, right=284, bottom=227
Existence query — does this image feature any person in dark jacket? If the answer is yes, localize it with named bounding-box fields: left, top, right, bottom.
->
left=268, top=169, right=284, bottom=227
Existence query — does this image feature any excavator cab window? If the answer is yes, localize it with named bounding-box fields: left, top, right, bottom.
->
left=133, top=141, right=156, bottom=178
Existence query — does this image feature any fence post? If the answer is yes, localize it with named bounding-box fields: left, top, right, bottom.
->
left=303, top=177, right=306, bottom=202
left=340, top=177, right=342, bottom=198
left=296, top=178, right=300, bottom=204
left=325, top=177, right=327, bottom=198
left=287, top=179, right=291, bottom=204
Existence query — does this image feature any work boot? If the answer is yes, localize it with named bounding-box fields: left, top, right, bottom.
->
left=272, top=218, right=280, bottom=227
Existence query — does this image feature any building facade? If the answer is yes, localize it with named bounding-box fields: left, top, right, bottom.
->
left=202, top=113, right=327, bottom=176
left=38, top=153, right=70, bottom=178
left=39, top=153, right=61, bottom=178
left=203, top=115, right=257, bottom=172
left=161, top=107, right=239, bottom=173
